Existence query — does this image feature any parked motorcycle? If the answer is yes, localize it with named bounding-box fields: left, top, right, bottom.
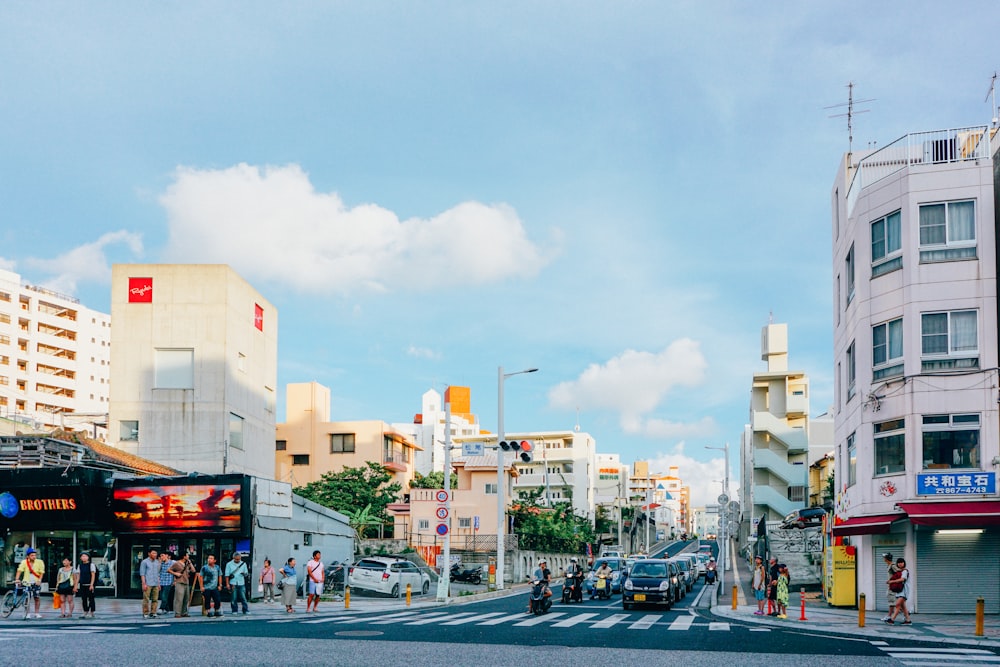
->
left=449, top=563, right=483, bottom=585
left=529, top=578, right=553, bottom=615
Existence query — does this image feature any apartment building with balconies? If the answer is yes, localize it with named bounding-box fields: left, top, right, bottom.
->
left=0, top=268, right=110, bottom=431
left=393, top=386, right=483, bottom=476
left=830, top=124, right=1000, bottom=613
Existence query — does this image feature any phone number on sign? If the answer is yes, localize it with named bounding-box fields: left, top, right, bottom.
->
left=931, top=487, right=988, bottom=495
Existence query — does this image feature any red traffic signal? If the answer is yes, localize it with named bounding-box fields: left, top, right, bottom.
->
left=517, top=440, right=533, bottom=462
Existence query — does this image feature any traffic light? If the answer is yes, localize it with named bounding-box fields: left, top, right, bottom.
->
left=499, top=440, right=534, bottom=462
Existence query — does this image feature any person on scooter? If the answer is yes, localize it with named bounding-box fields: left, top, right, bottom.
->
left=527, top=559, right=552, bottom=613
left=590, top=561, right=613, bottom=599
left=564, top=557, right=584, bottom=602
left=705, top=557, right=717, bottom=584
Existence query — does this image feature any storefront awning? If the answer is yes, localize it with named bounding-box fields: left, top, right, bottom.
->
left=898, top=501, right=1000, bottom=528
left=831, top=513, right=905, bottom=536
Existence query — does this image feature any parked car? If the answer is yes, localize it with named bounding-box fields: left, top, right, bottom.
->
left=780, top=507, right=827, bottom=529
left=622, top=558, right=678, bottom=611
left=583, top=557, right=626, bottom=595
left=348, top=556, right=431, bottom=596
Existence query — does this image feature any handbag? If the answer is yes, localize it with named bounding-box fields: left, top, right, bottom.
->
left=57, top=576, right=74, bottom=595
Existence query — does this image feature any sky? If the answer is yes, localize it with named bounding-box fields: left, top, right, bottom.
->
left=3, top=1, right=1000, bottom=510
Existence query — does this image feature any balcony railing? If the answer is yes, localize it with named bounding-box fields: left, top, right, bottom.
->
left=846, top=126, right=991, bottom=216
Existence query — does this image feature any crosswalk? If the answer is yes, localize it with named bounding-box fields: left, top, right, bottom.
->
left=872, top=642, right=1000, bottom=665
left=268, top=609, right=734, bottom=632
left=0, top=624, right=136, bottom=640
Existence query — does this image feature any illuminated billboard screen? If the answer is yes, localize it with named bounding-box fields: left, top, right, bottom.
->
left=112, top=483, right=243, bottom=533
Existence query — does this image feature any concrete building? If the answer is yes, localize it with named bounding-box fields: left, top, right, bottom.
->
left=393, top=386, right=482, bottom=476
left=594, top=453, right=629, bottom=544
left=0, top=268, right=110, bottom=432
left=510, top=430, right=597, bottom=521
left=830, top=125, right=1000, bottom=613
left=108, top=264, right=278, bottom=479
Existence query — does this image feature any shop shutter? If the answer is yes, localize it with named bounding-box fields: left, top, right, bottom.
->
left=916, top=529, right=1000, bottom=614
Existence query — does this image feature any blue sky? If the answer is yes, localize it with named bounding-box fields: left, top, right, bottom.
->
left=3, top=2, right=999, bottom=508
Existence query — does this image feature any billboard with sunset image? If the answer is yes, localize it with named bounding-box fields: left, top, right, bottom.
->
left=112, top=479, right=246, bottom=533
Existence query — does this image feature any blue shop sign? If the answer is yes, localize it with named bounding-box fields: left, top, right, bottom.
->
left=916, top=471, right=995, bottom=496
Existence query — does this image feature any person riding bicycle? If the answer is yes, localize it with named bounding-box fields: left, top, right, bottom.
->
left=15, top=548, right=45, bottom=618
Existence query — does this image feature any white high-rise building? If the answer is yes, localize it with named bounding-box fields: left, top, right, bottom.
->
left=0, top=268, right=110, bottom=432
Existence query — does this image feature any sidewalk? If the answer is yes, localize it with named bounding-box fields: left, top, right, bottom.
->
left=709, top=545, right=1000, bottom=648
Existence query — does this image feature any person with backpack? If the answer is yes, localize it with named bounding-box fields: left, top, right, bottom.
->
left=885, top=557, right=912, bottom=625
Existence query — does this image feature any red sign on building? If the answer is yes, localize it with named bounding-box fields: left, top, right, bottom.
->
left=128, top=277, right=153, bottom=303
left=254, top=303, right=264, bottom=331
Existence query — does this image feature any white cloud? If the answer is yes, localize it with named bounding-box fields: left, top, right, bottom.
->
left=406, top=345, right=440, bottom=360
left=646, top=447, right=740, bottom=511
left=548, top=339, right=711, bottom=436
left=21, top=231, right=143, bottom=295
left=158, top=163, right=553, bottom=294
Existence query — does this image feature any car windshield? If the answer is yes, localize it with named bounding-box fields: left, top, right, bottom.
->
left=631, top=562, right=666, bottom=578
left=597, top=560, right=620, bottom=571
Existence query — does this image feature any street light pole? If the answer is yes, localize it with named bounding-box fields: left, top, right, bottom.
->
left=496, top=365, right=538, bottom=591
left=706, top=443, right=730, bottom=588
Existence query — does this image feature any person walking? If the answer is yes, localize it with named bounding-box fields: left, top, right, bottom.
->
left=751, top=555, right=767, bottom=616
left=200, top=554, right=223, bottom=618
left=139, top=548, right=161, bottom=619
left=15, top=547, right=45, bottom=619
left=75, top=552, right=96, bottom=619
left=305, top=550, right=324, bottom=613
left=280, top=557, right=298, bottom=613
left=776, top=565, right=790, bottom=619
left=885, top=557, right=912, bottom=625
left=169, top=552, right=195, bottom=618
left=56, top=557, right=76, bottom=618
left=881, top=552, right=901, bottom=622
left=158, top=552, right=176, bottom=615
left=260, top=559, right=276, bottom=604
left=224, top=552, right=250, bottom=615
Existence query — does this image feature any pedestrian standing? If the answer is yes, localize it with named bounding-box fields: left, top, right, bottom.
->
left=169, top=552, right=195, bottom=618
left=200, top=554, right=223, bottom=618
left=280, top=557, right=298, bottom=613
left=159, top=552, right=176, bottom=614
left=881, top=552, right=900, bottom=622
left=886, top=557, right=912, bottom=625
left=776, top=565, right=789, bottom=619
left=139, top=548, right=161, bottom=619
left=260, top=559, right=276, bottom=604
left=751, top=555, right=767, bottom=616
left=224, top=552, right=250, bottom=615
left=305, top=550, right=324, bottom=613
left=75, top=552, right=96, bottom=618
left=766, top=556, right=781, bottom=616
left=56, top=557, right=76, bottom=618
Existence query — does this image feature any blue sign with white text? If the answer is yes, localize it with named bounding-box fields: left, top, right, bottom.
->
left=916, top=471, right=995, bottom=496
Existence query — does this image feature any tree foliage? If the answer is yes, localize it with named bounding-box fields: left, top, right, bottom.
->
left=409, top=470, right=457, bottom=489
left=294, top=462, right=402, bottom=538
left=510, top=488, right=595, bottom=553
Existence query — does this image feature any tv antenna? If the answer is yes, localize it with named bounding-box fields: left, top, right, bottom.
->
left=985, top=72, right=998, bottom=127
left=825, top=82, right=875, bottom=157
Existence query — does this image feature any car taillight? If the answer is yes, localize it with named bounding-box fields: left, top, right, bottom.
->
left=349, top=567, right=354, bottom=575
left=382, top=572, right=390, bottom=580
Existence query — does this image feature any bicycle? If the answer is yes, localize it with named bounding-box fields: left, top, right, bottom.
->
left=2, top=583, right=38, bottom=619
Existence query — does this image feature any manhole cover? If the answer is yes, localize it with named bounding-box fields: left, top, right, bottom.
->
left=335, top=630, right=384, bottom=638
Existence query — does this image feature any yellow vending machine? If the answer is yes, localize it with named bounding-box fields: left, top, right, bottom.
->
left=824, top=544, right=857, bottom=606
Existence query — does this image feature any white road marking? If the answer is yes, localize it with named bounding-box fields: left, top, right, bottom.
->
left=628, top=614, right=661, bottom=630
left=590, top=613, right=631, bottom=629
left=551, top=613, right=600, bottom=627
left=513, top=612, right=566, bottom=626
left=668, top=615, right=694, bottom=630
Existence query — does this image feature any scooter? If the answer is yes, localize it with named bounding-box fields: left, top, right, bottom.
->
left=561, top=570, right=584, bottom=603
left=449, top=563, right=483, bottom=585
left=593, top=575, right=611, bottom=600
left=705, top=567, right=717, bottom=585
left=529, top=578, right=553, bottom=615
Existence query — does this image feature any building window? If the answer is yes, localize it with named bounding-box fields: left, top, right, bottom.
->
left=418, top=519, right=430, bottom=530
left=872, top=318, right=903, bottom=380
left=330, top=433, right=356, bottom=453
left=923, top=414, right=980, bottom=469
left=485, top=483, right=497, bottom=495
left=276, top=440, right=287, bottom=451
left=921, top=310, right=978, bottom=371
left=237, top=352, right=246, bottom=373
left=847, top=433, right=856, bottom=487
left=919, top=200, right=976, bottom=262
left=845, top=244, right=855, bottom=307
left=120, top=420, right=139, bottom=441
left=874, top=418, right=905, bottom=475
left=836, top=275, right=841, bottom=326
left=229, top=413, right=244, bottom=450
left=846, top=341, right=856, bottom=400
left=871, top=210, right=902, bottom=276
left=154, top=348, right=194, bottom=389
left=292, top=454, right=310, bottom=465
left=458, top=518, right=472, bottom=529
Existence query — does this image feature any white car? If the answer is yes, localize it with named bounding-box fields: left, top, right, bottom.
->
left=348, top=557, right=431, bottom=596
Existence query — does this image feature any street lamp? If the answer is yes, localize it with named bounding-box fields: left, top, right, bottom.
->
left=706, top=443, right=730, bottom=588
left=496, top=365, right=538, bottom=591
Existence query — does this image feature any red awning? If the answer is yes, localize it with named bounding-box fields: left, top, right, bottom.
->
left=831, top=513, right=905, bottom=536
left=898, top=501, right=1000, bottom=528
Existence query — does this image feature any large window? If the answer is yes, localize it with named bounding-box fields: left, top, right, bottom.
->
left=229, top=413, right=244, bottom=450
left=871, top=210, right=902, bottom=276
left=119, top=420, right=139, bottom=441
left=919, top=200, right=976, bottom=262
left=845, top=244, right=855, bottom=306
left=874, top=418, right=905, bottom=475
left=154, top=348, right=193, bottom=389
left=921, top=310, right=978, bottom=371
left=923, top=414, right=980, bottom=469
left=847, top=433, right=857, bottom=487
left=330, top=433, right=356, bottom=453
left=846, top=341, right=856, bottom=400
left=872, top=318, right=903, bottom=380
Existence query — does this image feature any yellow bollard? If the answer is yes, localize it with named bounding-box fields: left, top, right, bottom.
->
left=732, top=585, right=738, bottom=610
left=976, top=597, right=985, bottom=636
left=858, top=592, right=865, bottom=627
left=406, top=583, right=412, bottom=606
left=345, top=585, right=350, bottom=609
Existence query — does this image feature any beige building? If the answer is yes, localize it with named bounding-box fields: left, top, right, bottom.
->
left=275, top=381, right=420, bottom=492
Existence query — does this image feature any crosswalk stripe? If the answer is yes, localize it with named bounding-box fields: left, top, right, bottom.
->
left=439, top=612, right=507, bottom=625
left=668, top=615, right=694, bottom=631
left=886, top=648, right=997, bottom=655
left=709, top=622, right=730, bottom=631
left=355, top=611, right=422, bottom=625
left=475, top=612, right=530, bottom=626
left=590, top=613, right=630, bottom=629
left=405, top=612, right=473, bottom=626
left=551, top=613, right=599, bottom=627
left=628, top=614, right=661, bottom=630
left=513, top=611, right=566, bottom=626
left=885, top=654, right=1000, bottom=663
left=301, top=614, right=355, bottom=624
